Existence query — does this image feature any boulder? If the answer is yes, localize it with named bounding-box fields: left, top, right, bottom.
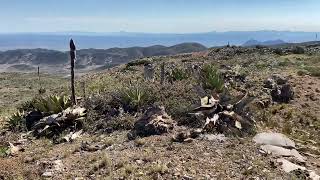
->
left=277, top=158, right=306, bottom=173
left=272, top=74, right=288, bottom=85
left=253, top=132, right=295, bottom=148
left=271, top=84, right=294, bottom=103
left=264, top=75, right=294, bottom=103
left=261, top=145, right=305, bottom=162
left=25, top=111, right=43, bottom=130
left=264, top=78, right=276, bottom=89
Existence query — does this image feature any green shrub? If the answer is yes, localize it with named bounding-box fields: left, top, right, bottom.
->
left=171, top=68, right=189, bottom=81
left=200, top=64, right=224, bottom=92
left=0, top=146, right=9, bottom=157
left=297, top=69, right=309, bottom=76
left=126, top=59, right=151, bottom=67
left=273, top=48, right=284, bottom=55
left=304, top=66, right=320, bottom=77
left=292, top=46, right=305, bottom=54
left=255, top=45, right=267, bottom=49
left=118, top=84, right=151, bottom=111
left=107, top=113, right=136, bottom=131
left=32, top=95, right=71, bottom=114
left=7, top=111, right=26, bottom=131
left=278, top=58, right=292, bottom=67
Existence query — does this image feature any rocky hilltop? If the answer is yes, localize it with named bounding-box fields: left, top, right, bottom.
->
left=0, top=43, right=319, bottom=179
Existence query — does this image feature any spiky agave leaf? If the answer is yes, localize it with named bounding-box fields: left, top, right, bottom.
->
left=7, top=110, right=25, bottom=131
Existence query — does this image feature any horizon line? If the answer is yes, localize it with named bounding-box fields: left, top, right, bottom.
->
left=1, top=30, right=320, bottom=35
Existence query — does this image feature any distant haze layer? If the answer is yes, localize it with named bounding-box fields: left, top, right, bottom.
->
left=0, top=31, right=319, bottom=50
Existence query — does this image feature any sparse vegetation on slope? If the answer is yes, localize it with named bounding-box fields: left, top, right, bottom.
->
left=1, top=44, right=320, bottom=179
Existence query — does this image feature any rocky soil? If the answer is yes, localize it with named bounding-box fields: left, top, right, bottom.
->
left=0, top=45, right=319, bottom=179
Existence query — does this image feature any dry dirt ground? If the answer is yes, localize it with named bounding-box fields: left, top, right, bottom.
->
left=0, top=46, right=319, bottom=179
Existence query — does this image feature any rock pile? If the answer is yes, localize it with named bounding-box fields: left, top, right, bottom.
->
left=127, top=106, right=176, bottom=140
left=254, top=132, right=319, bottom=179
left=30, top=107, right=86, bottom=139
left=264, top=74, right=294, bottom=103
left=191, top=95, right=255, bottom=136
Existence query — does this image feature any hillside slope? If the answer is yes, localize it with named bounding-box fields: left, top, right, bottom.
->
left=0, top=43, right=206, bottom=73
left=0, top=44, right=320, bottom=179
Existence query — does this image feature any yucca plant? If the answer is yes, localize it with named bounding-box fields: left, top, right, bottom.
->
left=7, top=111, right=26, bottom=131
left=0, top=146, right=9, bottom=157
left=171, top=68, right=189, bottom=81
left=200, top=64, right=224, bottom=92
left=118, top=85, right=149, bottom=111
left=33, top=95, right=71, bottom=114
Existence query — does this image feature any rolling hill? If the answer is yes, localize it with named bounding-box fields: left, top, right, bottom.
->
left=0, top=31, right=319, bottom=50
left=0, top=42, right=206, bottom=73
left=242, top=39, right=287, bottom=47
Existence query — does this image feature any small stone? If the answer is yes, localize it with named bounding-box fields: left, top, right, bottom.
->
left=184, top=138, right=193, bottom=143
left=277, top=158, right=306, bottom=173
left=53, top=160, right=64, bottom=171
left=42, top=171, right=53, bottom=177
left=215, top=149, right=222, bottom=157
left=203, top=134, right=227, bottom=143
left=183, top=175, right=193, bottom=180
left=24, top=156, right=34, bottom=163
left=190, top=128, right=202, bottom=138
left=74, top=178, right=85, bottom=180
left=136, top=160, right=144, bottom=165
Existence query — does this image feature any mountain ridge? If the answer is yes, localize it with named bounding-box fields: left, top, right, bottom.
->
left=1, top=30, right=319, bottom=50
left=0, top=42, right=206, bottom=73
left=242, top=39, right=287, bottom=47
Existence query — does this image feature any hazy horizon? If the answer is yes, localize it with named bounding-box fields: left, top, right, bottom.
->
left=1, top=30, right=320, bottom=35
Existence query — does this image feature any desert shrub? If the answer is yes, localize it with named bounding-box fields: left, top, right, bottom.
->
left=0, top=146, right=9, bottom=157
left=273, top=48, right=284, bottom=55
left=107, top=113, right=137, bottom=131
left=255, top=45, right=267, bottom=49
left=117, top=84, right=153, bottom=112
left=200, top=64, right=224, bottom=92
left=278, top=58, right=292, bottom=67
left=292, top=46, right=305, bottom=54
left=297, top=69, right=309, bottom=76
left=38, top=87, right=46, bottom=94
left=127, top=59, right=151, bottom=67
left=6, top=111, right=26, bottom=131
left=32, top=95, right=71, bottom=115
left=171, top=68, right=189, bottom=81
left=83, top=94, right=138, bottom=132
left=304, top=66, right=320, bottom=77
left=254, top=61, right=269, bottom=70
left=148, top=80, right=199, bottom=124
left=86, top=76, right=121, bottom=94
left=17, top=97, right=40, bottom=112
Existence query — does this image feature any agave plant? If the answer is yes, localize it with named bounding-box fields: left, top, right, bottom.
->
left=33, top=95, right=71, bottom=114
left=7, top=111, right=26, bottom=131
left=200, top=64, right=224, bottom=92
left=171, top=68, right=189, bottom=81
left=0, top=146, right=9, bottom=157
left=119, top=85, right=149, bottom=111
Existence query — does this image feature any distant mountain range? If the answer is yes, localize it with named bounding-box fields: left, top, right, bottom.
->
left=0, top=43, right=206, bottom=73
left=0, top=31, right=319, bottom=50
left=242, top=39, right=287, bottom=47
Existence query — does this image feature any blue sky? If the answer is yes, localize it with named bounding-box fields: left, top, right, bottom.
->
left=1, top=0, right=320, bottom=33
